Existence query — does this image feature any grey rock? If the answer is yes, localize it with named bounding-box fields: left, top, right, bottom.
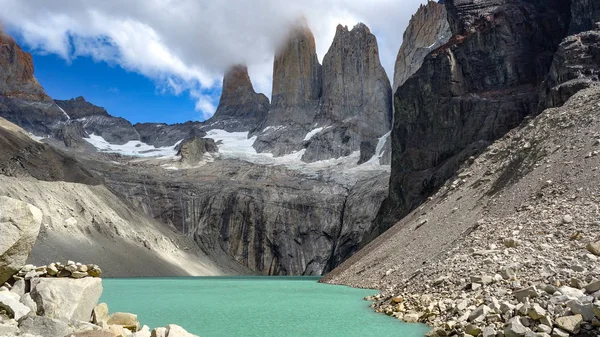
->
left=18, top=315, right=72, bottom=337
left=204, top=64, right=269, bottom=132
left=567, top=300, right=596, bottom=321
left=0, top=318, right=19, bottom=336
left=0, top=196, right=43, bottom=284
left=176, top=136, right=218, bottom=164
left=20, top=293, right=37, bottom=314
left=569, top=0, right=600, bottom=34
left=30, top=277, right=102, bottom=322
left=393, top=1, right=451, bottom=92
left=135, top=121, right=205, bottom=148
left=555, top=314, right=583, bottom=333
left=514, top=286, right=541, bottom=302
left=505, top=316, right=530, bottom=337
left=0, top=290, right=30, bottom=319
left=55, top=96, right=109, bottom=119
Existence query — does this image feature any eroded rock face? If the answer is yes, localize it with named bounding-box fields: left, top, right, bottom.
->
left=253, top=21, right=322, bottom=156
left=373, top=0, right=572, bottom=237
left=205, top=65, right=269, bottom=132
left=176, top=136, right=218, bottom=164
left=540, top=29, right=600, bottom=109
left=0, top=196, right=43, bottom=284
left=570, top=0, right=600, bottom=34
left=302, top=24, right=392, bottom=163
left=393, top=1, right=451, bottom=92
left=55, top=97, right=109, bottom=119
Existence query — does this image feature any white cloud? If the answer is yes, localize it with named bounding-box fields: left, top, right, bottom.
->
left=0, top=0, right=427, bottom=119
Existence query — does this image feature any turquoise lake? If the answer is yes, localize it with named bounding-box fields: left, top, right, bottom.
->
left=101, top=277, right=429, bottom=337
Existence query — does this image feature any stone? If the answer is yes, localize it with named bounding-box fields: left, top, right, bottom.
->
left=528, top=304, right=547, bottom=320
left=20, top=293, right=37, bottom=313
left=585, top=280, right=600, bottom=293
left=88, top=266, right=102, bottom=278
left=555, top=314, right=583, bottom=333
left=504, top=238, right=522, bottom=248
left=587, top=241, right=600, bottom=256
left=107, top=312, right=140, bottom=332
left=10, top=279, right=25, bottom=298
left=47, top=263, right=59, bottom=276
left=151, top=327, right=167, bottom=337
left=0, top=289, right=30, bottom=319
left=514, top=287, right=540, bottom=302
left=18, top=315, right=72, bottom=337
left=567, top=300, right=596, bottom=321
left=465, top=324, right=482, bottom=336
left=71, top=271, right=88, bottom=279
left=505, top=316, right=530, bottom=337
left=592, top=301, right=599, bottom=319
left=537, top=324, right=552, bottom=334
left=551, top=328, right=569, bottom=337
left=131, top=325, right=152, bottom=337
left=0, top=318, right=19, bottom=336
left=107, top=324, right=132, bottom=336
left=0, top=197, right=43, bottom=284
left=403, top=313, right=420, bottom=323
left=471, top=276, right=493, bottom=285
left=92, top=303, right=109, bottom=325
left=469, top=305, right=491, bottom=322
left=164, top=324, right=198, bottom=337
left=540, top=316, right=553, bottom=328
left=65, top=331, right=119, bottom=337
left=558, top=286, right=585, bottom=299
left=562, top=215, right=573, bottom=224
left=482, top=326, right=496, bottom=337
left=31, top=277, right=103, bottom=321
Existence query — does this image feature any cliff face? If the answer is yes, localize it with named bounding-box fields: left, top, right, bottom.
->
left=372, top=0, right=572, bottom=238
left=252, top=22, right=323, bottom=156
left=55, top=97, right=109, bottom=119
left=302, top=24, right=392, bottom=163
left=569, top=0, right=600, bottom=34
left=204, top=65, right=269, bottom=132
left=393, top=1, right=451, bottom=92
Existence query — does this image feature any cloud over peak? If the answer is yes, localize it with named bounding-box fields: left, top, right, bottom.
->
left=0, top=0, right=427, bottom=119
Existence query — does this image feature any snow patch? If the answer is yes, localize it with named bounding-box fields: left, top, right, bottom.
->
left=303, top=127, right=327, bottom=141
left=57, top=105, right=71, bottom=120
left=83, top=134, right=182, bottom=158
left=362, top=131, right=391, bottom=167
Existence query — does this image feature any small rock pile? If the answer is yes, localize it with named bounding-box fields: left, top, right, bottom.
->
left=10, top=261, right=102, bottom=281
left=0, top=263, right=198, bottom=337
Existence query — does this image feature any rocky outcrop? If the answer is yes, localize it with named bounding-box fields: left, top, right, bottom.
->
left=302, top=24, right=392, bottom=163
left=540, top=29, right=600, bottom=109
left=0, top=33, right=49, bottom=101
left=204, top=65, right=269, bottom=132
left=393, top=1, right=451, bottom=92
left=55, top=97, right=109, bottom=119
left=176, top=136, right=218, bottom=164
left=0, top=197, right=43, bottom=284
left=252, top=21, right=322, bottom=156
left=134, top=122, right=205, bottom=148
left=53, top=121, right=91, bottom=149
left=373, top=0, right=572, bottom=238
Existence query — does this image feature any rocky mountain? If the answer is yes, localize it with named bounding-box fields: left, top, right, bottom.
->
left=370, top=0, right=574, bottom=241
left=203, top=64, right=269, bottom=132
left=253, top=22, right=392, bottom=164
left=0, top=117, right=242, bottom=276
left=393, top=1, right=451, bottom=92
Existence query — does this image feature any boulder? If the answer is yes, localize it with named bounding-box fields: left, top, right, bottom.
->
left=587, top=241, right=600, bottom=256
left=164, top=324, right=199, bottom=337
left=107, top=312, right=140, bottom=332
left=18, top=315, right=72, bottom=337
left=92, top=303, right=109, bottom=325
left=65, top=331, right=120, bottom=337
left=151, top=327, right=167, bottom=337
left=567, top=300, right=596, bottom=321
left=0, top=196, right=43, bottom=284
left=31, top=277, right=103, bottom=321
left=504, top=316, right=530, bottom=337
left=131, top=325, right=152, bottom=337
left=513, top=286, right=541, bottom=302
left=555, top=314, right=583, bottom=333
left=0, top=289, right=31, bottom=319
left=20, top=293, right=37, bottom=313
left=0, top=318, right=19, bottom=336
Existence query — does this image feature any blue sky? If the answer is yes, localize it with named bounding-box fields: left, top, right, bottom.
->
left=27, top=45, right=217, bottom=125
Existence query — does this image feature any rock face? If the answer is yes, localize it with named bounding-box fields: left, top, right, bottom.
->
left=204, top=64, right=269, bottom=132
left=302, top=24, right=392, bottom=163
left=373, top=0, right=572, bottom=237
left=31, top=277, right=103, bottom=321
left=96, top=158, right=389, bottom=276
left=176, top=136, right=218, bottom=164
left=253, top=21, right=322, bottom=156
left=134, top=122, right=205, bottom=148
left=0, top=32, right=49, bottom=101
left=393, top=1, right=451, bottom=92
left=0, top=197, right=43, bottom=284
left=569, top=0, right=600, bottom=34
left=55, top=97, right=109, bottom=119
left=540, top=29, right=600, bottom=109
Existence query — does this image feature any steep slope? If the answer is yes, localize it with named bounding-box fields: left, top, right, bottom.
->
left=393, top=1, right=451, bottom=92
left=371, top=0, right=572, bottom=240
left=0, top=117, right=242, bottom=276
left=325, top=85, right=600, bottom=337
left=204, top=64, right=269, bottom=132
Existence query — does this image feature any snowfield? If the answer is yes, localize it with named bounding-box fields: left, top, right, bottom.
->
left=83, top=134, right=182, bottom=158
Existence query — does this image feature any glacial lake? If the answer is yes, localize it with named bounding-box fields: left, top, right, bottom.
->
left=101, top=277, right=429, bottom=337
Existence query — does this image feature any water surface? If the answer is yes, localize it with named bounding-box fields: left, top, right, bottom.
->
left=101, top=277, right=429, bottom=337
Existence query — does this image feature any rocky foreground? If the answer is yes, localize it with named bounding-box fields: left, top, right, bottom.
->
left=0, top=262, right=198, bottom=337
